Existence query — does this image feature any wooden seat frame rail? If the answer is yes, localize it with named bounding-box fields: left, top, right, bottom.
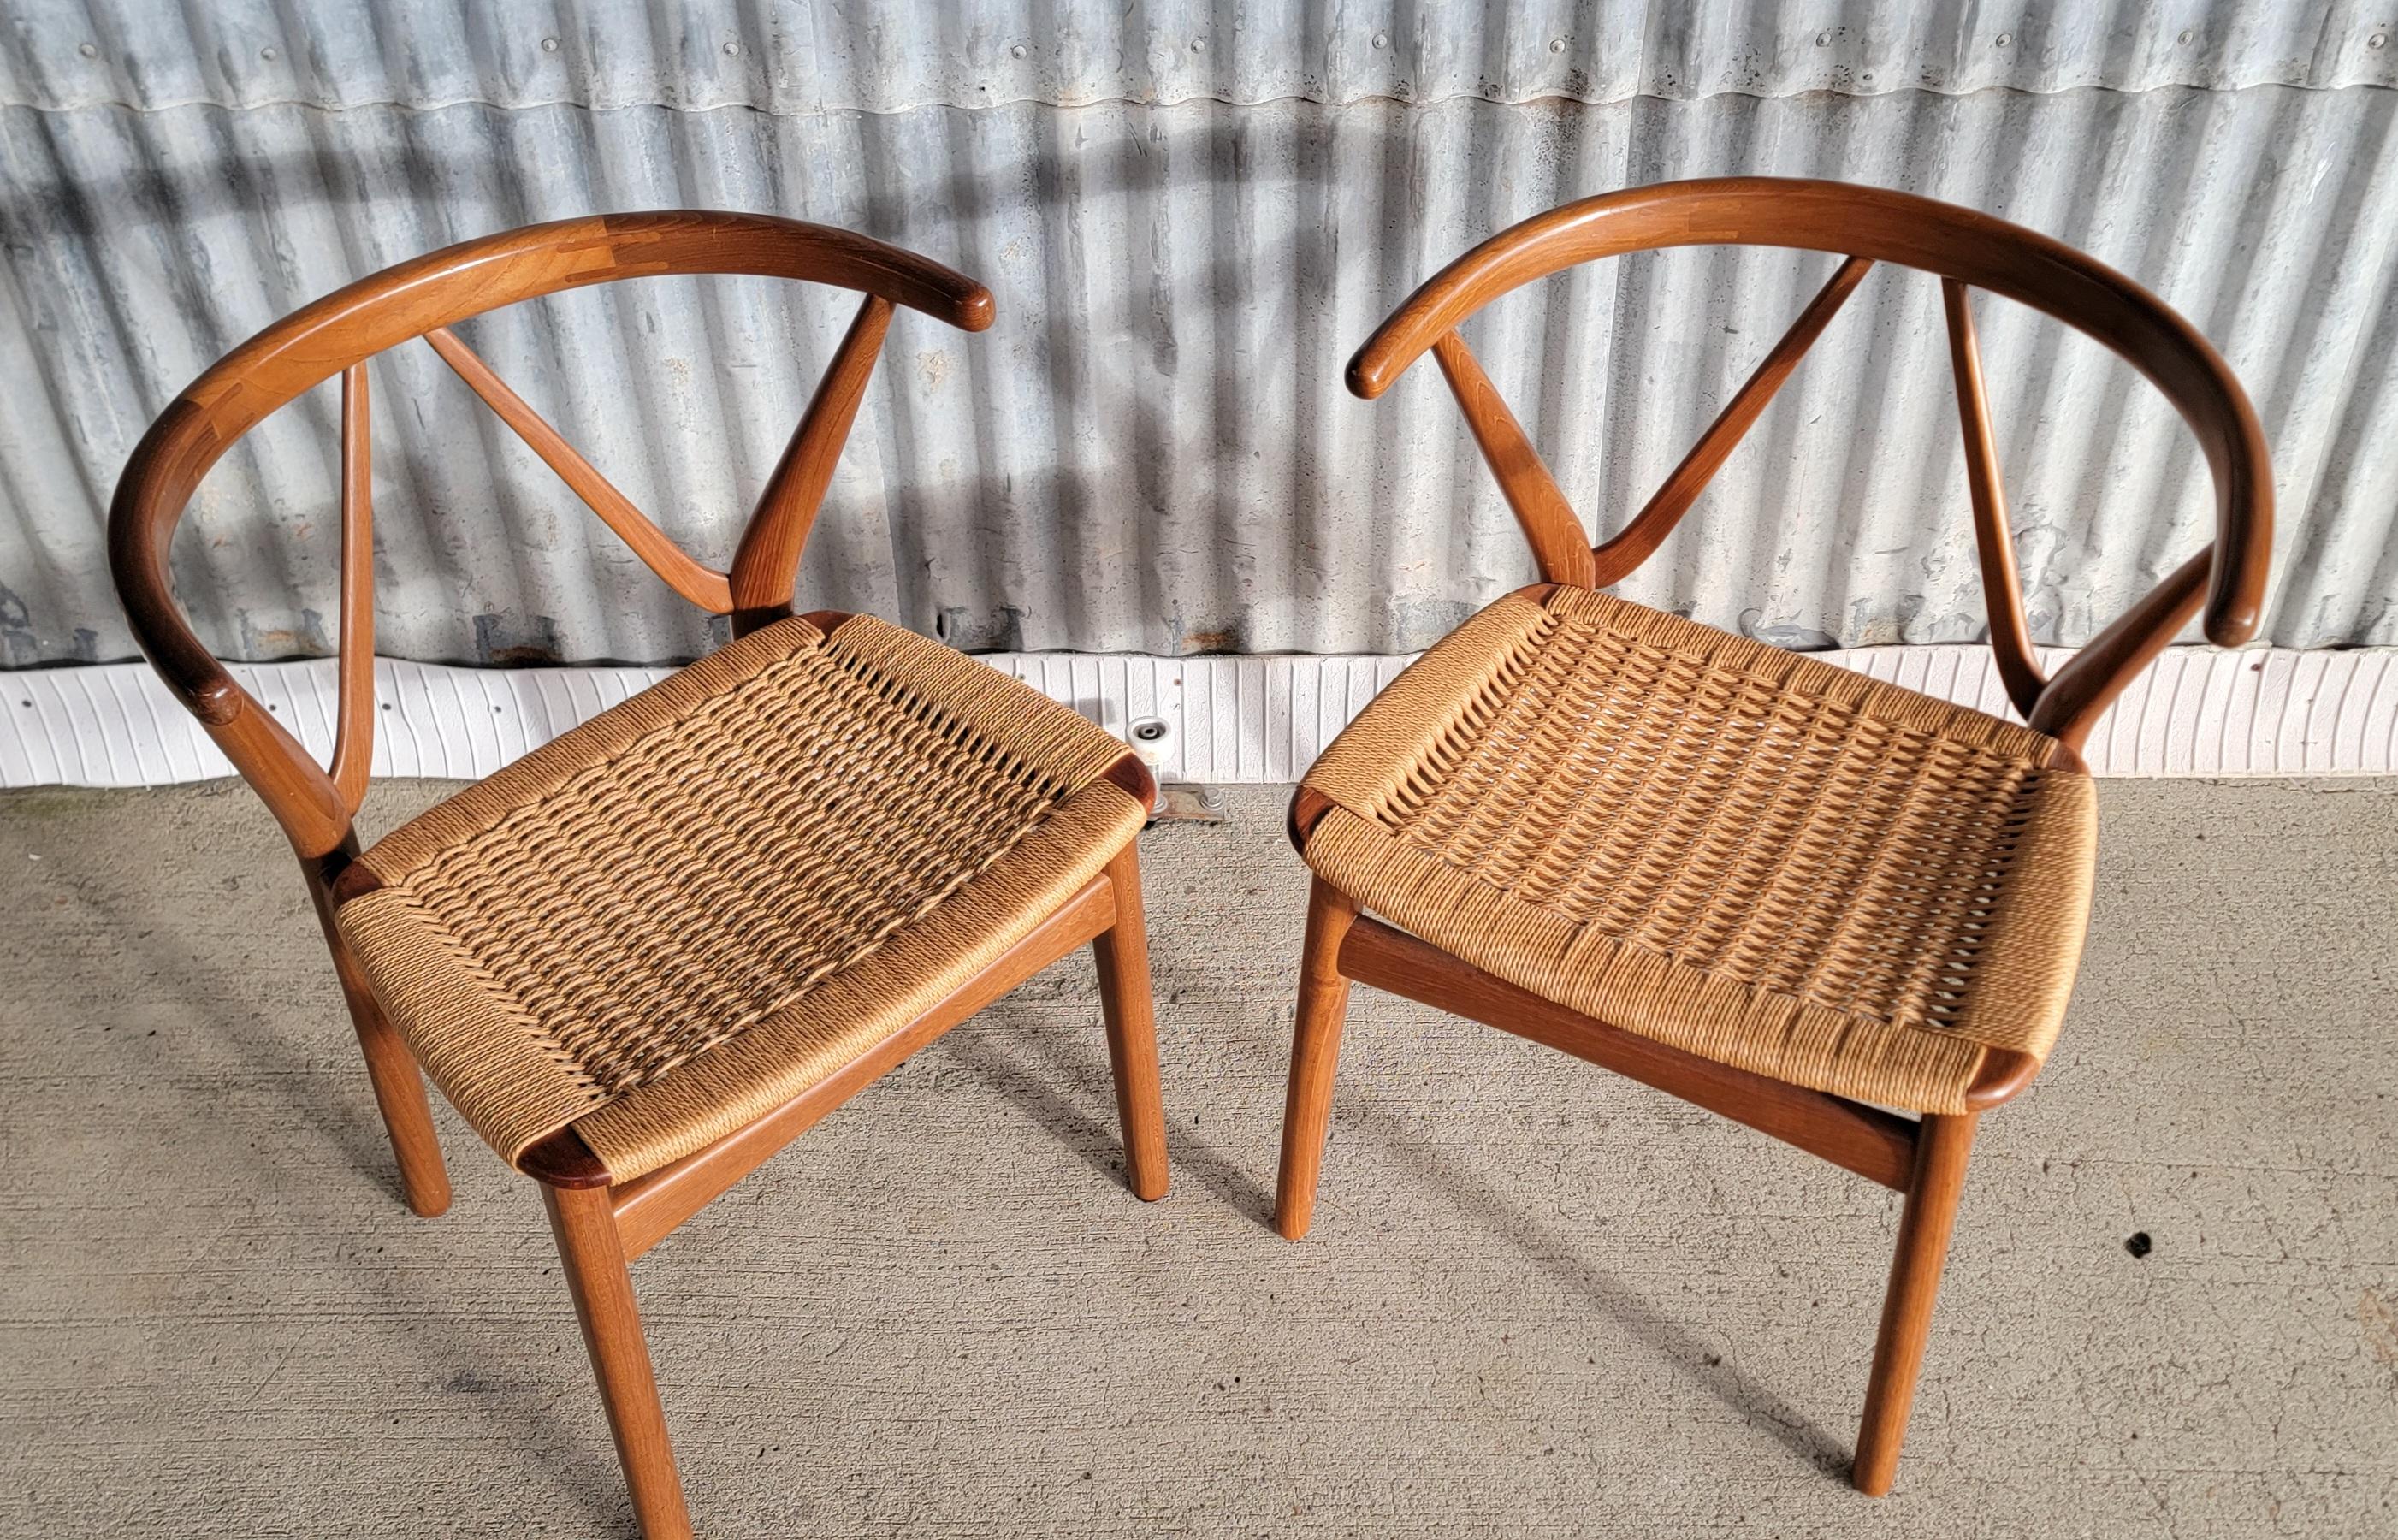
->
left=1276, top=178, right=2271, bottom=1496
left=110, top=211, right=1170, bottom=1540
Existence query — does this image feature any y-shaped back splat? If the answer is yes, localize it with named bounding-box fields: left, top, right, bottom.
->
left=1426, top=254, right=1874, bottom=591
left=1348, top=177, right=2272, bottom=751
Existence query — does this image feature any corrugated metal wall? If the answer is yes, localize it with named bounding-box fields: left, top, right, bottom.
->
left=3, top=1, right=2394, bottom=667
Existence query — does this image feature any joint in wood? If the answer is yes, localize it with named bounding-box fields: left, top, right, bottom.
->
left=520, top=1125, right=614, bottom=1190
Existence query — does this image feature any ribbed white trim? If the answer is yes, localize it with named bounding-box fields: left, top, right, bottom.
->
left=3, top=646, right=2392, bottom=789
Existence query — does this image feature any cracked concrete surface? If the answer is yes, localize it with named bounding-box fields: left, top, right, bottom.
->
left=2, top=779, right=2393, bottom=1537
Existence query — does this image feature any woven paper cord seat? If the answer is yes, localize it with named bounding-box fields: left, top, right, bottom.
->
left=1298, top=583, right=2099, bottom=1116
left=335, top=612, right=1145, bottom=1181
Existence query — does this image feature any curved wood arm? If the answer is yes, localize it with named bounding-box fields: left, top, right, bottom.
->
left=1346, top=178, right=2271, bottom=649
left=2029, top=548, right=2211, bottom=746
left=111, top=211, right=994, bottom=856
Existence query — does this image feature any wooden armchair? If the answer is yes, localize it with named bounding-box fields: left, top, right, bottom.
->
left=1273, top=178, right=2271, bottom=1494
left=110, top=211, right=1170, bottom=1539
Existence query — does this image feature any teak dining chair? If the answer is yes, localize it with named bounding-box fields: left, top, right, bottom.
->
left=110, top=210, right=1170, bottom=1539
left=1273, top=178, right=2271, bottom=1494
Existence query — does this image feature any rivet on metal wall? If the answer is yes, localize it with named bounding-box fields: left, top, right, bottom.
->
left=541, top=36, right=559, bottom=52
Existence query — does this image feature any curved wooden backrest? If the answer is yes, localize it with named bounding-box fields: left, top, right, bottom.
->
left=110, top=210, right=993, bottom=858
left=1348, top=177, right=2273, bottom=752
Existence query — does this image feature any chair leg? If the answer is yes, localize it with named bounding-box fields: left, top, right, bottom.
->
left=343, top=986, right=453, bottom=1219
left=305, top=863, right=452, bottom=1217
left=1092, top=839, right=1170, bottom=1201
left=542, top=1182, right=692, bottom=1540
left=1853, top=1110, right=1979, bottom=1496
left=1273, top=878, right=1359, bottom=1241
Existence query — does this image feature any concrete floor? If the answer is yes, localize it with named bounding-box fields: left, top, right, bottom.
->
left=3, top=778, right=2394, bottom=1538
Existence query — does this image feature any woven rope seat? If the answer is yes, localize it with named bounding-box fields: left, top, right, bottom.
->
left=335, top=612, right=1145, bottom=1181
left=1298, top=583, right=2099, bottom=1115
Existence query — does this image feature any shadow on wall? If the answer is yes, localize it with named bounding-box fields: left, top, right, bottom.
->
left=6, top=79, right=2382, bottom=665
left=0, top=94, right=1654, bottom=665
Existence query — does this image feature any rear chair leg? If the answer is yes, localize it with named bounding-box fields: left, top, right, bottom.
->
left=344, top=991, right=453, bottom=1219
left=1092, top=839, right=1170, bottom=1201
left=1853, top=1110, right=1979, bottom=1495
left=306, top=861, right=452, bottom=1217
left=1274, top=879, right=1359, bottom=1240
left=542, top=1182, right=692, bottom=1540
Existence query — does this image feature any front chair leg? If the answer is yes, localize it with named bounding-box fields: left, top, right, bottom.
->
left=542, top=1182, right=692, bottom=1540
left=1853, top=1110, right=1979, bottom=1496
left=1092, top=839, right=1170, bottom=1201
left=1273, top=878, right=1359, bottom=1241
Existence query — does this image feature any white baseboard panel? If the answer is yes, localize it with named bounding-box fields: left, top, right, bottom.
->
left=3, top=645, right=2393, bottom=791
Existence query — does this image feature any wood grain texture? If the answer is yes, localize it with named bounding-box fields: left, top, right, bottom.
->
left=1092, top=840, right=1171, bottom=1202
left=1965, top=1046, right=2044, bottom=1110
left=607, top=875, right=1121, bottom=1260
left=98, top=212, right=1176, bottom=1540
left=729, top=293, right=894, bottom=634
left=328, top=362, right=374, bottom=812
left=109, top=210, right=992, bottom=856
left=423, top=325, right=735, bottom=613
left=518, top=1123, right=613, bottom=1190
left=301, top=840, right=449, bottom=1217
left=2031, top=548, right=2213, bottom=748
left=10, top=781, right=2397, bottom=1536
left=1306, top=193, right=2276, bottom=1499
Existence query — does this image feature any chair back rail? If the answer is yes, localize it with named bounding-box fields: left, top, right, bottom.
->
left=110, top=210, right=992, bottom=857
left=1348, top=177, right=2271, bottom=751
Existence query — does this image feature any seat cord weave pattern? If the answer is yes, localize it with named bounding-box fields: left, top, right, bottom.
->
left=1303, top=586, right=2096, bottom=1113
left=405, top=647, right=1063, bottom=1099
left=337, top=614, right=1138, bottom=1171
